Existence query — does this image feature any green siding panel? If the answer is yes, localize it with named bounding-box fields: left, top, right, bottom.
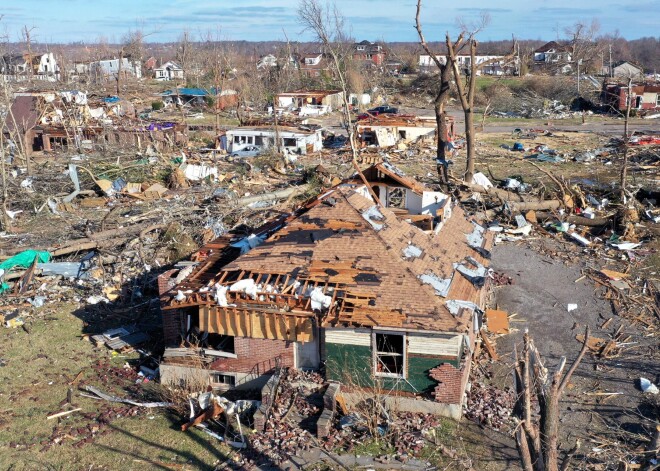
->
left=326, top=343, right=373, bottom=387
left=406, top=356, right=443, bottom=392
left=326, top=343, right=460, bottom=394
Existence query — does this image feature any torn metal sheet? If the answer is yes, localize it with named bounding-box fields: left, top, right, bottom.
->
left=38, top=262, right=92, bottom=279
left=83, top=386, right=173, bottom=408
left=63, top=164, right=81, bottom=203
left=455, top=257, right=488, bottom=287
left=402, top=244, right=422, bottom=259
left=446, top=299, right=478, bottom=315
left=361, top=205, right=384, bottom=231
left=419, top=272, right=452, bottom=297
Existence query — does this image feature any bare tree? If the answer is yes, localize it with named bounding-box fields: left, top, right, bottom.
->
left=564, top=19, right=602, bottom=74
left=513, top=328, right=589, bottom=471
left=415, top=0, right=453, bottom=186
left=447, top=35, right=476, bottom=182
left=298, top=0, right=359, bottom=162
left=619, top=77, right=633, bottom=204
left=21, top=25, right=36, bottom=81
left=176, top=30, right=193, bottom=84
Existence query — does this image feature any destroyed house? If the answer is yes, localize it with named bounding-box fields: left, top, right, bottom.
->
left=159, top=166, right=492, bottom=418
left=225, top=126, right=323, bottom=155
left=354, top=163, right=451, bottom=231
left=4, top=92, right=186, bottom=155
left=276, top=90, right=343, bottom=116
left=357, top=115, right=436, bottom=148
left=602, top=82, right=660, bottom=113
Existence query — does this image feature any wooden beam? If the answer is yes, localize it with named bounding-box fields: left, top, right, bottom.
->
left=480, top=332, right=499, bottom=360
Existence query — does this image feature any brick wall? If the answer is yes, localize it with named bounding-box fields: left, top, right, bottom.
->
left=429, top=355, right=472, bottom=405
left=157, top=269, right=178, bottom=297
left=210, top=337, right=294, bottom=374
left=163, top=308, right=183, bottom=345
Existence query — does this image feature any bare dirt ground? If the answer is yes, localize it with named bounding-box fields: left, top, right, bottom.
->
left=490, top=238, right=659, bottom=468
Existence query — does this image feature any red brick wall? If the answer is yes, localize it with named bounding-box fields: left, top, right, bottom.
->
left=157, top=269, right=178, bottom=297
left=163, top=308, right=183, bottom=345
left=210, top=337, right=294, bottom=374
left=429, top=356, right=472, bottom=405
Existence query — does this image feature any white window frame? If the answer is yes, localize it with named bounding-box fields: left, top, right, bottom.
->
left=372, top=331, right=406, bottom=379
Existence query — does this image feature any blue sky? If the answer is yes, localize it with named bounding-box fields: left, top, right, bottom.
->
left=1, top=0, right=658, bottom=44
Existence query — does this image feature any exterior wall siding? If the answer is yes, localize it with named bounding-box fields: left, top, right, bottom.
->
left=325, top=336, right=460, bottom=395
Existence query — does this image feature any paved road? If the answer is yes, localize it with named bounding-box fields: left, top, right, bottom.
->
left=399, top=106, right=660, bottom=136
left=310, top=107, right=659, bottom=137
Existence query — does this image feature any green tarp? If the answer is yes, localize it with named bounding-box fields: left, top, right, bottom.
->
left=0, top=250, right=51, bottom=294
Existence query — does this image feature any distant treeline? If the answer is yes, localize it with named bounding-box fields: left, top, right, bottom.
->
left=4, top=36, right=659, bottom=72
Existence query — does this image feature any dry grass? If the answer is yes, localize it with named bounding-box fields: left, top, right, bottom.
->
left=0, top=304, right=231, bottom=470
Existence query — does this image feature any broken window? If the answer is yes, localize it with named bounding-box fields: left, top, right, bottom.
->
left=254, top=136, right=264, bottom=146
left=374, top=332, right=405, bottom=377
left=210, top=373, right=236, bottom=386
left=282, top=138, right=296, bottom=147
left=398, top=130, right=407, bottom=140
left=205, top=334, right=235, bottom=354
left=387, top=187, right=406, bottom=209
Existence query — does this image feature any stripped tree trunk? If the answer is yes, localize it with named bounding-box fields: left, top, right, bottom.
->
left=514, top=328, right=589, bottom=471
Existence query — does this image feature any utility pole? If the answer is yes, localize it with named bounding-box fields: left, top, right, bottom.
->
left=609, top=44, right=613, bottom=78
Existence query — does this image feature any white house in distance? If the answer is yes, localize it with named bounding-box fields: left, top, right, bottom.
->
left=225, top=126, right=323, bottom=155
left=90, top=58, right=142, bottom=81
left=0, top=52, right=59, bottom=81
left=418, top=54, right=515, bottom=75
left=154, top=61, right=184, bottom=81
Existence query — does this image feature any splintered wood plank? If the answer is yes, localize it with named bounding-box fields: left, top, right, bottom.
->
left=480, top=332, right=499, bottom=360
left=199, top=306, right=209, bottom=332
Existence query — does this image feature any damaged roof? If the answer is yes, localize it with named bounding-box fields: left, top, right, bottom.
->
left=359, top=162, right=425, bottom=194
left=164, top=178, right=492, bottom=335
left=3, top=95, right=41, bottom=134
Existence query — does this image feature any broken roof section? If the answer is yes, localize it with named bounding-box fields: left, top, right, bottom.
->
left=163, top=168, right=492, bottom=335
left=3, top=95, right=40, bottom=134
left=359, top=162, right=425, bottom=194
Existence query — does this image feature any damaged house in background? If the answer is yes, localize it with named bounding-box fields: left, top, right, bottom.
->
left=158, top=163, right=492, bottom=419
left=224, top=125, right=323, bottom=155
left=2, top=91, right=187, bottom=155
left=356, top=114, right=439, bottom=148
left=276, top=90, right=343, bottom=116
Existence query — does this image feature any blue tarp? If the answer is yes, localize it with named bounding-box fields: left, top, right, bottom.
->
left=103, top=96, right=120, bottom=103
left=161, top=88, right=208, bottom=97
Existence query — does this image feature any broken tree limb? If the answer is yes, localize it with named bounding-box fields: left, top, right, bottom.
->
left=47, top=408, right=82, bottom=420
left=505, top=200, right=562, bottom=213
left=235, top=184, right=310, bottom=207
left=535, top=211, right=612, bottom=227
left=82, top=386, right=174, bottom=408
left=460, top=182, right=529, bottom=202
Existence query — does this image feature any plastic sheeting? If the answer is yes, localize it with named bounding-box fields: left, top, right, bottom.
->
left=0, top=250, right=51, bottom=294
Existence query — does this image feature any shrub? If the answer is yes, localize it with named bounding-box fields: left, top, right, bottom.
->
left=151, top=101, right=164, bottom=111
